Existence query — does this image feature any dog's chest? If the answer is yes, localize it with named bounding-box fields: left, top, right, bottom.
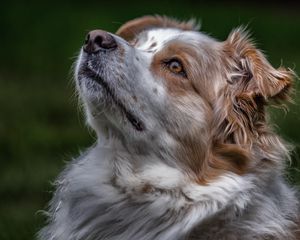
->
left=51, top=148, right=196, bottom=240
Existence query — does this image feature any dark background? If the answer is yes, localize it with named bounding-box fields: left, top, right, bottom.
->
left=0, top=1, right=299, bottom=239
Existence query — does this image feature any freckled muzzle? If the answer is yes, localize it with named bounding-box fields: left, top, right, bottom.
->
left=80, top=66, right=145, bottom=132
left=76, top=30, right=146, bottom=132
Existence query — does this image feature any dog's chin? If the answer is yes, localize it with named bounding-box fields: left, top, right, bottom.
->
left=77, top=66, right=145, bottom=132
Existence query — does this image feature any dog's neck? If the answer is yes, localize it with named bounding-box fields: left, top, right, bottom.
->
left=95, top=132, right=253, bottom=207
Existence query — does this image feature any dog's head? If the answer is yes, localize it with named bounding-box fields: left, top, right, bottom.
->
left=75, top=16, right=294, bottom=182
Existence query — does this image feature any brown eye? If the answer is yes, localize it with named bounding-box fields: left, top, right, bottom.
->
left=169, top=60, right=182, bottom=72
left=166, top=59, right=186, bottom=77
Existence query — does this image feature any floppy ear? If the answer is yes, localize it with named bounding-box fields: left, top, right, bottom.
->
left=223, top=28, right=294, bottom=102
left=116, top=15, right=199, bottom=41
left=212, top=28, right=295, bottom=146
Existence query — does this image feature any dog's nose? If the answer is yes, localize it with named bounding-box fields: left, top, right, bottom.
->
left=83, top=30, right=117, bottom=53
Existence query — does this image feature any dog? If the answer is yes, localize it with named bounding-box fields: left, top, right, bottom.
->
left=39, top=16, right=299, bottom=240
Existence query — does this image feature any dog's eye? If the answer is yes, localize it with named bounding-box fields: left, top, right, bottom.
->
left=166, top=59, right=187, bottom=77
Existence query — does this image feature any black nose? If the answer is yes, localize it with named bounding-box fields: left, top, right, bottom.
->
left=83, top=30, right=117, bottom=53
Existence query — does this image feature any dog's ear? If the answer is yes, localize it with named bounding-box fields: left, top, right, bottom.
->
left=213, top=28, right=295, bottom=146
left=116, top=15, right=199, bottom=41
left=223, top=28, right=294, bottom=102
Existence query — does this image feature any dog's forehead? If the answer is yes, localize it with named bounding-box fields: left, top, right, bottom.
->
left=136, top=28, right=214, bottom=53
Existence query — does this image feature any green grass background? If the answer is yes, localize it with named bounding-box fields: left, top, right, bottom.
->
left=0, top=1, right=299, bottom=239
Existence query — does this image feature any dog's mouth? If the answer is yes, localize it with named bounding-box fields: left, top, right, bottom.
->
left=80, top=67, right=145, bottom=132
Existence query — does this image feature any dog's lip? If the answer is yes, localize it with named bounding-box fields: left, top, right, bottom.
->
left=79, top=66, right=145, bottom=132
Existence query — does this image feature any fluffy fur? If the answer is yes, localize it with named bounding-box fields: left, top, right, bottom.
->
left=39, top=16, right=299, bottom=240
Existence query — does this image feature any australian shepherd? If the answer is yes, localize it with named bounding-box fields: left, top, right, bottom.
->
left=39, top=16, right=299, bottom=240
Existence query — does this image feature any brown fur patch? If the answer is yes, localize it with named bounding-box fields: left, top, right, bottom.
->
left=177, top=135, right=251, bottom=184
left=116, top=15, right=199, bottom=41
left=212, top=28, right=295, bottom=150
left=150, top=44, right=197, bottom=96
left=141, top=184, right=154, bottom=193
left=223, top=28, right=294, bottom=102
left=150, top=41, right=218, bottom=101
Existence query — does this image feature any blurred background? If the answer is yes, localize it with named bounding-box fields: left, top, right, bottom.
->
left=0, top=1, right=299, bottom=239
